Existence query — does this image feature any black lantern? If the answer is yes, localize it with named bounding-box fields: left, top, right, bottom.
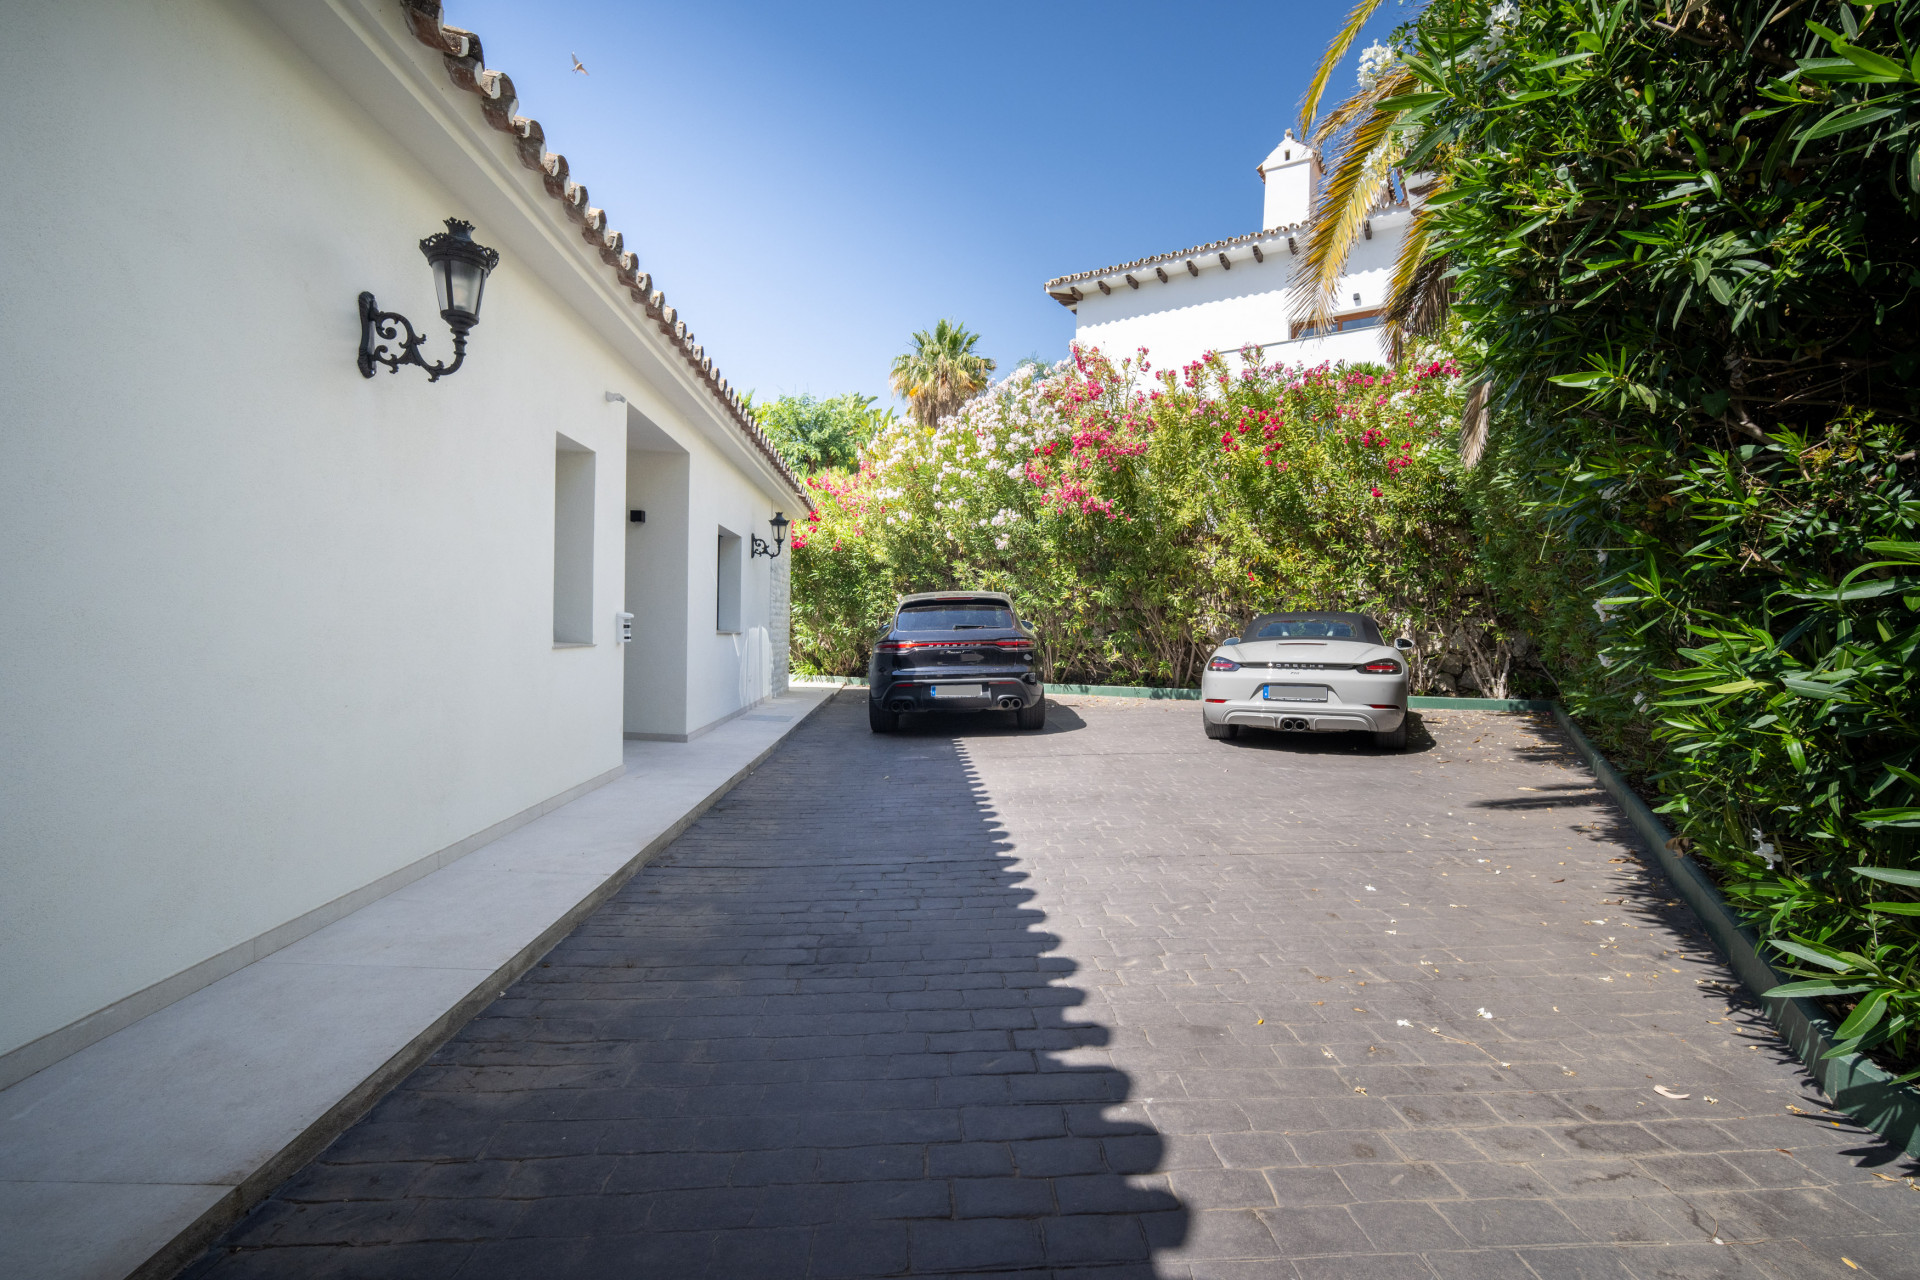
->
left=751, top=511, right=790, bottom=559
left=358, top=218, right=500, bottom=382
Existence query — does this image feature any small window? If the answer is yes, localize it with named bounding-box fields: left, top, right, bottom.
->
left=553, top=435, right=595, bottom=644
left=715, top=527, right=742, bottom=633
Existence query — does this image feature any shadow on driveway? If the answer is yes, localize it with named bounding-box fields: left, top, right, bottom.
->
left=185, top=691, right=1186, bottom=1278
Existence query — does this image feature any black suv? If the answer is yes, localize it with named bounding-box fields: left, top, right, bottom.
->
left=866, top=591, right=1046, bottom=732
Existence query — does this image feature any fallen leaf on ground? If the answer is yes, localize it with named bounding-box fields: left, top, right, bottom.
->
left=1843, top=1260, right=1858, bottom=1270
left=1396, top=1019, right=1413, bottom=1027
left=1654, top=1086, right=1690, bottom=1100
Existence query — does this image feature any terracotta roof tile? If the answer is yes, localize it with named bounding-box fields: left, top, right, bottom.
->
left=399, top=1, right=802, bottom=495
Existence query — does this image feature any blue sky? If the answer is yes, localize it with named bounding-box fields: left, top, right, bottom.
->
left=447, top=2, right=1404, bottom=405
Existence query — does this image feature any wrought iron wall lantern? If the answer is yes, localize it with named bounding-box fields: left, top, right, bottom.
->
left=357, top=219, right=500, bottom=382
left=750, top=512, right=791, bottom=559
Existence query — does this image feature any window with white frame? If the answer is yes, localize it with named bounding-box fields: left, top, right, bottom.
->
left=553, top=435, right=595, bottom=644
left=715, top=527, right=742, bottom=633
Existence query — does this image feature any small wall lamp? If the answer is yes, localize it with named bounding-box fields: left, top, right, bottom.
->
left=751, top=512, right=791, bottom=559
left=358, top=218, right=500, bottom=382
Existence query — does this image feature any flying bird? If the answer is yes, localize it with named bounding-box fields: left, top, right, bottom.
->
left=571, top=54, right=588, bottom=75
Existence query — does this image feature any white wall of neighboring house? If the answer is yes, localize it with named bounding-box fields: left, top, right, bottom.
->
left=1046, top=131, right=1411, bottom=375
left=0, top=0, right=800, bottom=1075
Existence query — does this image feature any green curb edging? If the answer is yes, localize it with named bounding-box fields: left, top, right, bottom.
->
left=1545, top=704, right=1920, bottom=1158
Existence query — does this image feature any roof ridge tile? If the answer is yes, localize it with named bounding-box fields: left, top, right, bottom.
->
left=398, top=0, right=801, bottom=494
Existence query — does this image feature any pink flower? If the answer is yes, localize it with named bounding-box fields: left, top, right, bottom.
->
left=1370, top=487, right=1383, bottom=497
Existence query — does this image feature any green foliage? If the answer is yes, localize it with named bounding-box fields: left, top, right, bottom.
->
left=746, top=392, right=894, bottom=475
left=1365, top=0, right=1920, bottom=1063
left=791, top=346, right=1523, bottom=690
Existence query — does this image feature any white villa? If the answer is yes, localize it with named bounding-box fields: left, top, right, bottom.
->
left=1044, top=130, right=1412, bottom=371
left=0, top=0, right=804, bottom=1096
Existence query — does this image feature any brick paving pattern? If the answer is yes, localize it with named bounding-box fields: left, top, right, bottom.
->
left=187, top=694, right=1920, bottom=1278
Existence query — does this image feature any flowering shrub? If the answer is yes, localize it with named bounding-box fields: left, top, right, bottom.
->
left=791, top=344, right=1520, bottom=689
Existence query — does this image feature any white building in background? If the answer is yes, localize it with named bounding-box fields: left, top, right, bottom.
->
left=1044, top=130, right=1412, bottom=371
left=0, top=0, right=804, bottom=1088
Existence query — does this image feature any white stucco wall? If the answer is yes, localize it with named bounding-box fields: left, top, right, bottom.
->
left=685, top=462, right=783, bottom=736
left=1062, top=214, right=1410, bottom=376
left=0, top=0, right=794, bottom=1065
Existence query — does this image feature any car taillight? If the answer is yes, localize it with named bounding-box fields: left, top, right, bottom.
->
left=995, top=638, right=1035, bottom=651
left=1359, top=658, right=1402, bottom=674
left=876, top=640, right=912, bottom=653
left=1208, top=657, right=1240, bottom=672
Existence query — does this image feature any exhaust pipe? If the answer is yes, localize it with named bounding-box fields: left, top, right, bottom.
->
left=889, top=699, right=914, bottom=713
left=998, top=696, right=1022, bottom=709
left=1280, top=717, right=1310, bottom=731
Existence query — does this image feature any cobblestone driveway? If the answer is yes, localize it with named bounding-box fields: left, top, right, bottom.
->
left=189, top=693, right=1920, bottom=1279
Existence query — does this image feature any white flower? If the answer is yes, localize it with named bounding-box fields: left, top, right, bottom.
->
left=1751, top=828, right=1781, bottom=869
left=1356, top=41, right=1396, bottom=90
left=1477, top=1008, right=1494, bottom=1020
left=995, top=536, right=1010, bottom=550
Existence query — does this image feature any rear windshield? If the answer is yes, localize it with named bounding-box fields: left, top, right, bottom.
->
left=1247, top=614, right=1380, bottom=642
left=897, top=603, right=1014, bottom=631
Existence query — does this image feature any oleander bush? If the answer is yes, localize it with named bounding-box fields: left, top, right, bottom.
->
left=789, top=345, right=1531, bottom=692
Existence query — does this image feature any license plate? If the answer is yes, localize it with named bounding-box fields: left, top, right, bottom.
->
left=1264, top=684, right=1328, bottom=702
left=929, top=684, right=986, bottom=699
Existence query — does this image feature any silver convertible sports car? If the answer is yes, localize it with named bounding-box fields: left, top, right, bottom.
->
left=1200, top=610, right=1414, bottom=750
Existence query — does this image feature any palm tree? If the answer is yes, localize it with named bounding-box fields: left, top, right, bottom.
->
left=1294, top=0, right=1441, bottom=349
left=889, top=320, right=995, bottom=426
left=1296, top=3, right=1486, bottom=455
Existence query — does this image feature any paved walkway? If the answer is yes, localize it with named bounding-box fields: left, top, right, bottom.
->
left=186, top=694, right=1920, bottom=1279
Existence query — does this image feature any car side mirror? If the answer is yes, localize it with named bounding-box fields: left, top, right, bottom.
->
left=1222, top=637, right=1240, bottom=646
left=1394, top=637, right=1415, bottom=653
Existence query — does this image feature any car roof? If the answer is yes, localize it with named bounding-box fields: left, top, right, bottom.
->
left=896, top=591, right=1013, bottom=607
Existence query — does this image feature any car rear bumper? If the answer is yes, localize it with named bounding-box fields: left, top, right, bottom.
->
left=875, top=676, right=1042, bottom=712
left=1202, top=695, right=1405, bottom=733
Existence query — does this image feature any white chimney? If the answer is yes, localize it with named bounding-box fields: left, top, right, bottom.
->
left=1257, top=130, right=1321, bottom=230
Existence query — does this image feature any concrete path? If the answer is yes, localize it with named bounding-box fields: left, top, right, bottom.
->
left=0, top=687, right=835, bottom=1280
left=183, top=693, right=1920, bottom=1278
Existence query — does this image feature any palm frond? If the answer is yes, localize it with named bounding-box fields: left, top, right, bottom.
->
left=1299, top=0, right=1389, bottom=137
left=1298, top=68, right=1416, bottom=329
left=1459, top=379, right=1492, bottom=470
left=1309, top=51, right=1412, bottom=148
left=1382, top=192, right=1452, bottom=360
